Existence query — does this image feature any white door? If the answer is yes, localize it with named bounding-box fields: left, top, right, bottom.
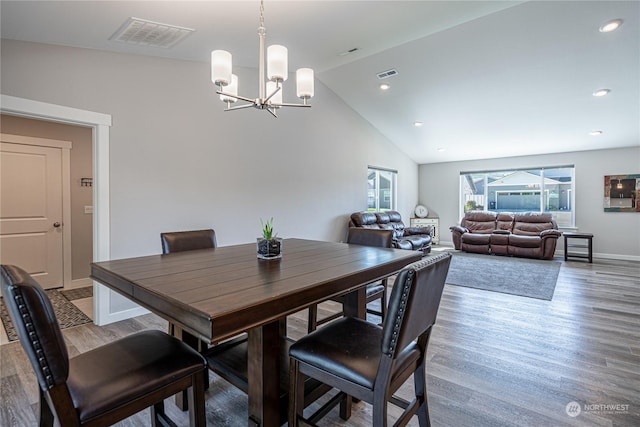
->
left=0, top=141, right=65, bottom=288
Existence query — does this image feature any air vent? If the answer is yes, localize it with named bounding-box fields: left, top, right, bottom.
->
left=376, top=69, right=398, bottom=79
left=109, top=17, right=194, bottom=48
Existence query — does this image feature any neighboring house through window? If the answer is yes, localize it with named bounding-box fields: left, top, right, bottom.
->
left=368, top=167, right=397, bottom=211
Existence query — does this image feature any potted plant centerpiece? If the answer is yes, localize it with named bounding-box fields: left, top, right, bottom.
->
left=257, top=217, right=283, bottom=259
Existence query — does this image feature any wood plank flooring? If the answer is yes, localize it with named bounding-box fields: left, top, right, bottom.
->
left=1, top=255, right=639, bottom=426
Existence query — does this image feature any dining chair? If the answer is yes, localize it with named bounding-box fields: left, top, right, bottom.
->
left=0, top=264, right=207, bottom=427
left=307, top=228, right=394, bottom=333
left=160, top=228, right=217, bottom=344
left=289, top=252, right=452, bottom=427
left=161, top=228, right=217, bottom=254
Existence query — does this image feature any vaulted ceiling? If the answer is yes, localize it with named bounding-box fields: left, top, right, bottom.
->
left=2, top=1, right=638, bottom=164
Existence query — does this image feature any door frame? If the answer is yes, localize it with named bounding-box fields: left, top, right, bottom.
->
left=0, top=134, right=72, bottom=288
left=0, top=94, right=147, bottom=325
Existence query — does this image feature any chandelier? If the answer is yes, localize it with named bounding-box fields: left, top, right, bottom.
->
left=211, top=0, right=314, bottom=118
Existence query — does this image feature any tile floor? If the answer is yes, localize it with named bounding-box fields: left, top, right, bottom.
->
left=0, top=289, right=94, bottom=345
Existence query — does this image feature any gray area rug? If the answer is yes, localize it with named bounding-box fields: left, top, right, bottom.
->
left=445, top=252, right=561, bottom=300
left=1, top=287, right=93, bottom=342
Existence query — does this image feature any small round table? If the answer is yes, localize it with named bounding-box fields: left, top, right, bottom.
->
left=563, top=232, right=594, bottom=263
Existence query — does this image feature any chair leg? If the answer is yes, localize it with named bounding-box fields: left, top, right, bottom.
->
left=308, top=305, right=318, bottom=333
left=414, top=364, right=430, bottom=427
left=372, top=390, right=389, bottom=427
left=188, top=369, right=207, bottom=427
left=39, top=390, right=54, bottom=427
left=288, top=359, right=305, bottom=427
left=339, top=394, right=352, bottom=420
left=151, top=401, right=169, bottom=427
left=380, top=280, right=388, bottom=322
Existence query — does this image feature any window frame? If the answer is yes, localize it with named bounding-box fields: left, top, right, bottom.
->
left=367, top=166, right=398, bottom=212
left=459, top=166, right=575, bottom=228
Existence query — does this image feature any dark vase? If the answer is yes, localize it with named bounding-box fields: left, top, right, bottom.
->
left=257, top=237, right=282, bottom=259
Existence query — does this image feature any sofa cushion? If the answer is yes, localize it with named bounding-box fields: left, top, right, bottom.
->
left=496, top=213, right=515, bottom=231
left=395, top=239, right=413, bottom=250
left=512, top=213, right=555, bottom=235
left=402, top=235, right=430, bottom=250
left=351, top=212, right=378, bottom=227
left=508, top=234, right=542, bottom=248
left=376, top=211, right=405, bottom=240
left=375, top=212, right=391, bottom=224
left=461, top=233, right=491, bottom=245
left=462, top=211, right=498, bottom=234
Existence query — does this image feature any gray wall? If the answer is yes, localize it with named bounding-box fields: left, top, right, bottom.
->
left=1, top=40, right=419, bottom=260
left=419, top=147, right=640, bottom=259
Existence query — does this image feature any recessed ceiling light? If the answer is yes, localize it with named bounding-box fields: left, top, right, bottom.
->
left=379, top=83, right=390, bottom=90
left=437, top=148, right=446, bottom=152
left=413, top=121, right=423, bottom=127
left=589, top=130, right=603, bottom=136
left=338, top=47, right=360, bottom=56
left=593, top=88, right=611, bottom=97
left=599, top=19, right=623, bottom=33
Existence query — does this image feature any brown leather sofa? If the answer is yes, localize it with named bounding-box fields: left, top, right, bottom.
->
left=450, top=211, right=561, bottom=260
left=349, top=210, right=432, bottom=253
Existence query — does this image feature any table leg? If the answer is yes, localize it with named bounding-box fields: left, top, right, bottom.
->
left=247, top=319, right=285, bottom=427
left=342, top=287, right=366, bottom=319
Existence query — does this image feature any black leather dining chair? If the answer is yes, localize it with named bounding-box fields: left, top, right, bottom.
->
left=289, top=252, right=451, bottom=427
left=160, top=228, right=217, bottom=342
left=0, top=264, right=207, bottom=427
left=307, top=228, right=394, bottom=333
left=161, top=228, right=217, bottom=255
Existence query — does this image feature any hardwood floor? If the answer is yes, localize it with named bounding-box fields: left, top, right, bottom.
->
left=1, top=256, right=639, bottom=426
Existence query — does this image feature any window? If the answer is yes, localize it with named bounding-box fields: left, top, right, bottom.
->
left=368, top=167, right=397, bottom=211
left=460, top=166, right=575, bottom=227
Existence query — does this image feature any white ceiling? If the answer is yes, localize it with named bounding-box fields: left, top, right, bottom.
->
left=2, top=1, right=638, bottom=164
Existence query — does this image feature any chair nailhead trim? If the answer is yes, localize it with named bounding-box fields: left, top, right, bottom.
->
left=14, top=293, right=55, bottom=388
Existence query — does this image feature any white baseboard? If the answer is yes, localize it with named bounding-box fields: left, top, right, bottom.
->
left=554, top=249, right=640, bottom=262
left=439, top=240, right=639, bottom=262
left=68, top=277, right=93, bottom=289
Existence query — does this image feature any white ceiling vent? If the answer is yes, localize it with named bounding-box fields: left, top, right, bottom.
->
left=376, top=69, right=398, bottom=79
left=109, top=17, right=194, bottom=48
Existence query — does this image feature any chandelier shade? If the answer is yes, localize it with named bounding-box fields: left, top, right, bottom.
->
left=219, top=74, right=238, bottom=103
left=296, top=68, right=314, bottom=99
left=211, top=0, right=313, bottom=117
left=267, top=45, right=288, bottom=82
left=211, top=50, right=232, bottom=86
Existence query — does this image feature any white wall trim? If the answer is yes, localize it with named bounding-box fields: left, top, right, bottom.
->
left=0, top=94, right=148, bottom=325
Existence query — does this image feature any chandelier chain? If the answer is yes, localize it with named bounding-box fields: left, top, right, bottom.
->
left=259, top=0, right=265, bottom=29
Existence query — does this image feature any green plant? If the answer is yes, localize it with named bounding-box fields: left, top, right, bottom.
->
left=260, top=217, right=277, bottom=240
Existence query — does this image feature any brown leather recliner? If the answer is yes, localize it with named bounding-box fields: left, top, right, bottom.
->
left=508, top=213, right=562, bottom=259
left=450, top=211, right=561, bottom=260
left=349, top=210, right=432, bottom=253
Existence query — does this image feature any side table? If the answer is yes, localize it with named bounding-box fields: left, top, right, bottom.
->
left=563, top=232, right=594, bottom=263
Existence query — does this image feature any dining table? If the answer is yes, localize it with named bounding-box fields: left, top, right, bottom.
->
left=90, top=238, right=422, bottom=427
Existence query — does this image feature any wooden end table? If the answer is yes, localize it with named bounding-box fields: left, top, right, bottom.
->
left=563, top=232, right=594, bottom=263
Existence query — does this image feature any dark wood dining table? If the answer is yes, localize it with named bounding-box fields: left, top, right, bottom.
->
left=90, top=238, right=422, bottom=426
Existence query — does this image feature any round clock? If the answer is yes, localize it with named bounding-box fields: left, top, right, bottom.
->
left=415, top=205, right=428, bottom=218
